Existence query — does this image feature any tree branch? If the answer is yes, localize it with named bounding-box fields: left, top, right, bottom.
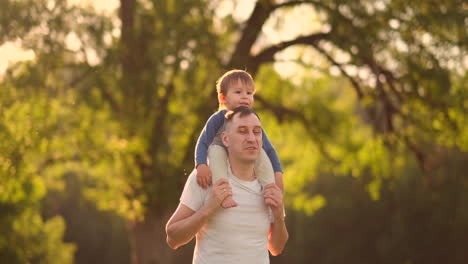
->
left=364, top=57, right=401, bottom=132
left=255, top=95, right=338, bottom=164
left=227, top=0, right=276, bottom=69
left=119, top=0, right=137, bottom=114
left=248, top=32, right=331, bottom=75
left=313, top=45, right=364, bottom=99
left=271, top=0, right=336, bottom=14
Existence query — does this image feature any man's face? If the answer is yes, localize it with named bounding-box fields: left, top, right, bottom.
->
left=222, top=113, right=262, bottom=163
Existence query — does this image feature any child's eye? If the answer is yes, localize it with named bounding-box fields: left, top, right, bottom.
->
left=247, top=92, right=252, bottom=95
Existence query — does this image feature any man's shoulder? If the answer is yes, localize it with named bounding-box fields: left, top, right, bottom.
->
left=186, top=169, right=211, bottom=195
left=187, top=169, right=200, bottom=186
left=180, top=169, right=210, bottom=211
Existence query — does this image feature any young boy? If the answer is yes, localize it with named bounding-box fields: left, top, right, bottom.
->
left=195, top=69, right=283, bottom=208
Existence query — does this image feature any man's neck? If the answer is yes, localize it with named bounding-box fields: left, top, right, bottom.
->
left=228, top=157, right=256, bottom=181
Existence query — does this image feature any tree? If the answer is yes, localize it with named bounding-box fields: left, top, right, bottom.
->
left=0, top=87, right=75, bottom=263
left=1, top=0, right=466, bottom=263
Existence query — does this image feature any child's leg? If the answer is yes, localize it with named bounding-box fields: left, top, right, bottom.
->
left=255, top=149, right=278, bottom=205
left=208, top=144, right=228, bottom=183
left=208, top=144, right=237, bottom=208
left=255, top=149, right=275, bottom=187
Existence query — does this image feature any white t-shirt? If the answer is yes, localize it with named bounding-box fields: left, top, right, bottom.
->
left=180, top=167, right=272, bottom=264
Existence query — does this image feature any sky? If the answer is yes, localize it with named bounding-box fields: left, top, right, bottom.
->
left=0, top=42, right=35, bottom=74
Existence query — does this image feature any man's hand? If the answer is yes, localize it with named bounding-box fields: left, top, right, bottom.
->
left=263, top=184, right=285, bottom=221
left=274, top=172, right=284, bottom=193
left=196, top=164, right=212, bottom=189
left=265, top=183, right=288, bottom=256
left=165, top=178, right=232, bottom=250
left=205, top=178, right=233, bottom=211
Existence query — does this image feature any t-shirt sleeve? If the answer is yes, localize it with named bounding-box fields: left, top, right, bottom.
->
left=180, top=170, right=209, bottom=211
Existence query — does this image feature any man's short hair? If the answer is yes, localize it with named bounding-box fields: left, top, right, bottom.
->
left=224, top=106, right=260, bottom=124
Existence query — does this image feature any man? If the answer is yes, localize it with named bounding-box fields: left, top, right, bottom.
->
left=166, top=106, right=288, bottom=263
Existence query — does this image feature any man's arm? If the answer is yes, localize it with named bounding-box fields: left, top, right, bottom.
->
left=268, top=217, right=288, bottom=256
left=263, top=184, right=288, bottom=255
left=166, top=178, right=233, bottom=249
left=165, top=203, right=213, bottom=249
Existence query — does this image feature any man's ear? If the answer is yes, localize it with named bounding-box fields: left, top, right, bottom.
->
left=221, top=132, right=229, bottom=147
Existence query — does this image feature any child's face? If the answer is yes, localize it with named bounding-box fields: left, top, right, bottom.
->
left=222, top=79, right=255, bottom=110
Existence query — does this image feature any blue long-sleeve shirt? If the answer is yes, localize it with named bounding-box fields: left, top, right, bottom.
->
left=195, top=110, right=283, bottom=173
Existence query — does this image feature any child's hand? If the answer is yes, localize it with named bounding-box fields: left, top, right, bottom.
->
left=275, top=172, right=284, bottom=193
left=196, top=164, right=212, bottom=189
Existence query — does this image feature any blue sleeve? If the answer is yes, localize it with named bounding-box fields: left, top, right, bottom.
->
left=195, top=110, right=227, bottom=167
left=262, top=128, right=283, bottom=173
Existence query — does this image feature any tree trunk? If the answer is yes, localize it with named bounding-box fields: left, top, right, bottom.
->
left=127, top=210, right=193, bottom=264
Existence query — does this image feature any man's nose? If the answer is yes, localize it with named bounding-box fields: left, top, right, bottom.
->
left=245, top=131, right=255, bottom=141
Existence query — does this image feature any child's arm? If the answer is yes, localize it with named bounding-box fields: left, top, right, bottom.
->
left=262, top=129, right=284, bottom=191
left=194, top=110, right=227, bottom=188
left=262, top=128, right=283, bottom=173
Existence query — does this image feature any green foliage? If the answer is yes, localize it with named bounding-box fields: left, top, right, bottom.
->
left=0, top=212, right=75, bottom=264
left=1, top=0, right=467, bottom=263
left=277, top=152, right=468, bottom=264
left=0, top=88, right=75, bottom=263
left=257, top=66, right=394, bottom=202
left=0, top=0, right=48, bottom=44
left=42, top=172, right=131, bottom=264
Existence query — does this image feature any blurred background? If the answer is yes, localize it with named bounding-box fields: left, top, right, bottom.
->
left=0, top=0, right=467, bottom=263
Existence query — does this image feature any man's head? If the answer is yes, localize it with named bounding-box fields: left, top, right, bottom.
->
left=221, top=106, right=262, bottom=164
left=216, top=70, right=255, bottom=110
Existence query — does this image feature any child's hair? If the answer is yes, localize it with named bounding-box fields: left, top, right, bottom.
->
left=216, top=69, right=255, bottom=110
